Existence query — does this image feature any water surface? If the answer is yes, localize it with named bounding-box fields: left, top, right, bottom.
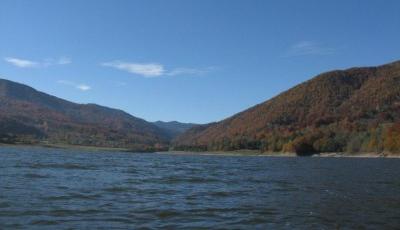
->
left=0, top=146, right=399, bottom=229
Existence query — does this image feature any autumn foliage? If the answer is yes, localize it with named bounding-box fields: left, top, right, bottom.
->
left=0, top=79, right=169, bottom=150
left=173, top=60, right=400, bottom=155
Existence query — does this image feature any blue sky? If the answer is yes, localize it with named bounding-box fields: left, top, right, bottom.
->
left=1, top=0, right=399, bottom=123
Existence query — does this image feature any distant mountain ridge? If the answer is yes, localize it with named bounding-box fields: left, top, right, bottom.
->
left=153, top=121, right=197, bottom=139
left=173, top=60, right=400, bottom=155
left=0, top=79, right=170, bottom=150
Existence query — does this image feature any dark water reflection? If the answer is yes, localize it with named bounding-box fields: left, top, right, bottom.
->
left=0, top=146, right=399, bottom=229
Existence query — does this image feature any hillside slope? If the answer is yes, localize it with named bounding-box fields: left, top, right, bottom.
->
left=0, top=79, right=169, bottom=150
left=173, top=60, right=400, bottom=155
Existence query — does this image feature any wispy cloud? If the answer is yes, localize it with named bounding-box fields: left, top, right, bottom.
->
left=283, top=41, right=335, bottom=57
left=102, top=61, right=215, bottom=78
left=57, top=80, right=91, bottom=91
left=165, top=67, right=216, bottom=76
left=102, top=61, right=164, bottom=77
left=56, top=57, right=71, bottom=65
left=4, top=57, right=71, bottom=68
left=43, top=57, right=71, bottom=66
left=4, top=57, right=39, bottom=68
left=76, top=84, right=91, bottom=91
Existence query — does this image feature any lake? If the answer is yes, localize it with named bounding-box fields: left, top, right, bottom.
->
left=0, top=146, right=399, bottom=229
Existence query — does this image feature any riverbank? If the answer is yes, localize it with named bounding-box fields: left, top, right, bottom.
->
left=1, top=143, right=399, bottom=158
left=0, top=141, right=172, bottom=153
left=165, top=150, right=400, bottom=158
left=315, top=152, right=400, bottom=158
left=0, top=143, right=130, bottom=152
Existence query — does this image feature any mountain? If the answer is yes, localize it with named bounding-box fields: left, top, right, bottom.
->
left=0, top=79, right=169, bottom=150
left=173, top=60, right=400, bottom=155
left=153, top=121, right=197, bottom=139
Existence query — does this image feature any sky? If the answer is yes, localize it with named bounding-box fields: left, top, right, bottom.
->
left=1, top=0, right=400, bottom=123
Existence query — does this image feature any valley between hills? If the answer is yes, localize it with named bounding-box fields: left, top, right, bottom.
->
left=1, top=60, right=400, bottom=156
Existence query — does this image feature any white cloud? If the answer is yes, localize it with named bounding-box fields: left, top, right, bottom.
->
left=4, top=56, right=71, bottom=68
left=57, top=80, right=91, bottom=91
left=76, top=84, right=91, bottom=91
left=102, top=60, right=215, bottom=78
left=102, top=61, right=164, bottom=77
left=4, top=57, right=39, bottom=68
left=283, top=41, right=334, bottom=57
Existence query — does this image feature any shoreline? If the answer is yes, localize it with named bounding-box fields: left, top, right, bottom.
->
left=1, top=143, right=399, bottom=158
left=0, top=143, right=130, bottom=152
left=164, top=150, right=296, bottom=157
left=163, top=150, right=400, bottom=158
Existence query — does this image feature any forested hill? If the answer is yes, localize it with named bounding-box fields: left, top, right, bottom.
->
left=173, top=60, right=400, bottom=155
left=0, top=79, right=169, bottom=150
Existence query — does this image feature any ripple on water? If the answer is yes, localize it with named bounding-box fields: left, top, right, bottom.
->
left=103, top=186, right=132, bottom=193
left=0, top=202, right=11, bottom=208
left=161, top=176, right=220, bottom=184
left=42, top=192, right=102, bottom=201
left=56, top=185, right=69, bottom=190
left=24, top=173, right=51, bottom=179
left=28, top=163, right=96, bottom=170
left=124, top=168, right=138, bottom=174
left=1, top=147, right=400, bottom=229
left=155, top=210, right=182, bottom=219
left=68, top=192, right=103, bottom=200
left=48, top=209, right=106, bottom=217
left=30, top=220, right=59, bottom=226
left=209, top=191, right=231, bottom=197
left=0, top=210, right=45, bottom=217
left=41, top=195, right=71, bottom=201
